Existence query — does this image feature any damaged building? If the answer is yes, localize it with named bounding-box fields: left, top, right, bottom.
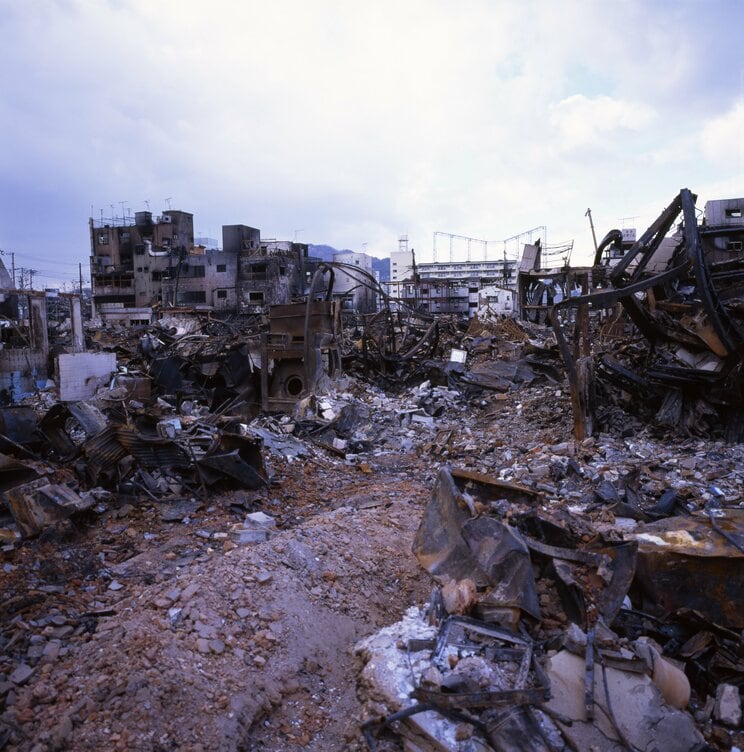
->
left=90, top=211, right=316, bottom=324
left=330, top=251, right=378, bottom=314
left=387, top=237, right=523, bottom=318
left=233, top=231, right=313, bottom=314
left=0, top=257, right=111, bottom=404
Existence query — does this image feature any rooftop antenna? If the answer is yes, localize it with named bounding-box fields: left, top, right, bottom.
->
left=294, top=229, right=304, bottom=242
left=144, top=199, right=150, bottom=211
left=164, top=197, right=172, bottom=210
left=619, top=216, right=638, bottom=228
left=119, top=201, right=127, bottom=220
left=110, top=203, right=115, bottom=222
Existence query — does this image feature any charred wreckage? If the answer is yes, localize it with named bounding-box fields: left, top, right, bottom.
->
left=0, top=189, right=742, bottom=752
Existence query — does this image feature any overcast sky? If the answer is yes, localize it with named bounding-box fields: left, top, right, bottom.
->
left=1, top=0, right=742, bottom=287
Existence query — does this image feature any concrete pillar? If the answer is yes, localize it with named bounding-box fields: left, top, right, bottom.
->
left=70, top=296, right=84, bottom=352
left=29, top=296, right=49, bottom=354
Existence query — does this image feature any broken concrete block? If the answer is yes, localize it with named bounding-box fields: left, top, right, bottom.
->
left=231, top=512, right=277, bottom=545
left=56, top=351, right=117, bottom=401
left=245, top=511, right=276, bottom=529
left=233, top=527, right=268, bottom=544
left=715, top=683, right=742, bottom=727
left=545, top=650, right=703, bottom=752
left=156, top=417, right=182, bottom=439
left=355, top=608, right=446, bottom=749
left=10, top=663, right=34, bottom=686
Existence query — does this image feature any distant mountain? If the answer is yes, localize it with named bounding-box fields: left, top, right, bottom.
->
left=308, top=244, right=390, bottom=282
left=308, top=244, right=347, bottom=262
left=371, top=256, right=390, bottom=281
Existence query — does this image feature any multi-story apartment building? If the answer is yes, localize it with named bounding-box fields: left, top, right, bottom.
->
left=384, top=249, right=517, bottom=317
left=90, top=210, right=313, bottom=324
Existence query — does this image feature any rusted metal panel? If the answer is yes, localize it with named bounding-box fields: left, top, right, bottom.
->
left=268, top=301, right=336, bottom=339
left=628, top=510, right=744, bottom=628
left=6, top=481, right=94, bottom=537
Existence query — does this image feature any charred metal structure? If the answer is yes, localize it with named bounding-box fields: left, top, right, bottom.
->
left=260, top=267, right=342, bottom=413
left=552, top=189, right=744, bottom=441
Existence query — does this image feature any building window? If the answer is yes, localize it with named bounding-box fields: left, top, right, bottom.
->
left=191, top=266, right=206, bottom=278
left=135, top=245, right=145, bottom=255
left=217, top=290, right=227, bottom=299
left=216, top=264, right=227, bottom=273
left=249, top=292, right=264, bottom=303
left=725, top=209, right=743, bottom=219
left=162, top=238, right=171, bottom=246
left=279, top=266, right=286, bottom=276
left=97, top=233, right=109, bottom=245
left=152, top=271, right=162, bottom=281
left=727, top=241, right=743, bottom=251
left=180, top=290, right=206, bottom=304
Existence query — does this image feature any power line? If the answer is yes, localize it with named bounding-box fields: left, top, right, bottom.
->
left=10, top=253, right=83, bottom=267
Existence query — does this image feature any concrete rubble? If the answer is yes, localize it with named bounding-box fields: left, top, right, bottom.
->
left=1, top=219, right=744, bottom=751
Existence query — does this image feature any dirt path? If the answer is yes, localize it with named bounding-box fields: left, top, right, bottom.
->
left=1, top=450, right=433, bottom=752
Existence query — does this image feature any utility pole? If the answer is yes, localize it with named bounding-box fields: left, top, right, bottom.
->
left=585, top=208, right=599, bottom=265
left=28, top=269, right=36, bottom=290
left=79, top=262, right=84, bottom=296
left=11, top=253, right=15, bottom=288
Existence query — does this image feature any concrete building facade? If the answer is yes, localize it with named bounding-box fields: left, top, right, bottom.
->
left=416, top=258, right=517, bottom=288
left=331, top=251, right=376, bottom=314
left=90, top=211, right=315, bottom=324
left=384, top=251, right=518, bottom=318
left=390, top=250, right=414, bottom=283
left=237, top=239, right=311, bottom=314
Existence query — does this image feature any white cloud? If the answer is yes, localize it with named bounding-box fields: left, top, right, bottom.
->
left=0, top=0, right=743, bottom=284
left=548, top=95, right=657, bottom=152
left=700, top=101, right=744, bottom=172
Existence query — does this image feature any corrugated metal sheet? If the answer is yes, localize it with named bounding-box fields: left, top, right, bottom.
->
left=83, top=426, right=190, bottom=483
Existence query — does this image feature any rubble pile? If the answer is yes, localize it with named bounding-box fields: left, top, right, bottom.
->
left=0, top=288, right=742, bottom=751
left=358, top=459, right=743, bottom=750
